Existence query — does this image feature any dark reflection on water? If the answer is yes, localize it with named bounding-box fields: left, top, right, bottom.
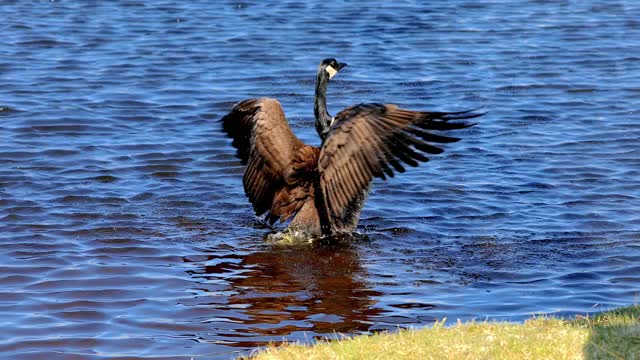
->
left=1, top=0, right=639, bottom=358
left=185, top=240, right=382, bottom=349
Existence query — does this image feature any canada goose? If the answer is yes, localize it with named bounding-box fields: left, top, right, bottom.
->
left=221, top=58, right=482, bottom=239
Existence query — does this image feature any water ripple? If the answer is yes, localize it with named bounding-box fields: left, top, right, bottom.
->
left=0, top=0, right=639, bottom=358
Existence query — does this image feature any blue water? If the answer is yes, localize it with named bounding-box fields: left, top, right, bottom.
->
left=1, top=1, right=639, bottom=359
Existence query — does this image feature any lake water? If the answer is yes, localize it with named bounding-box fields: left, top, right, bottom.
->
left=1, top=1, right=639, bottom=359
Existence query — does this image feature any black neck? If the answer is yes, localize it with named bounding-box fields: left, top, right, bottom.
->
left=314, top=70, right=331, bottom=142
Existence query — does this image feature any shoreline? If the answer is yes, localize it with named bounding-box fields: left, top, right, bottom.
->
left=248, top=305, right=640, bottom=359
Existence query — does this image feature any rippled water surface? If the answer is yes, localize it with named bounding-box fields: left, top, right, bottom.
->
left=1, top=1, right=639, bottom=358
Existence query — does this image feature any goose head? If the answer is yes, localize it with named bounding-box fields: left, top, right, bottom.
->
left=318, top=58, right=347, bottom=80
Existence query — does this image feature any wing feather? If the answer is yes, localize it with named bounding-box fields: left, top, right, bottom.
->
left=221, top=98, right=303, bottom=216
left=318, top=103, right=481, bottom=225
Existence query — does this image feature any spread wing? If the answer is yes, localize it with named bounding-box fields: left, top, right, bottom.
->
left=221, top=98, right=303, bottom=216
left=318, top=103, right=481, bottom=225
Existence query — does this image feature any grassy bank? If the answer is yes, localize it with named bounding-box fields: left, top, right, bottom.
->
left=250, top=305, right=640, bottom=360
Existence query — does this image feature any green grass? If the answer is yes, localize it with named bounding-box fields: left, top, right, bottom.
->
left=249, top=305, right=640, bottom=360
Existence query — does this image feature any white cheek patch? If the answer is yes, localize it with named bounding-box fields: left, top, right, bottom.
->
left=326, top=65, right=337, bottom=79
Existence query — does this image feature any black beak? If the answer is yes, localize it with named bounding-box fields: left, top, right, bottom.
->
left=338, top=62, right=347, bottom=71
